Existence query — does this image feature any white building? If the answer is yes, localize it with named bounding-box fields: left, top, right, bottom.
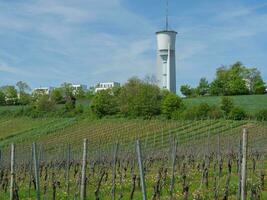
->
left=71, top=84, right=87, bottom=94
left=95, top=82, right=120, bottom=93
left=156, top=4, right=177, bottom=93
left=33, top=87, right=54, bottom=95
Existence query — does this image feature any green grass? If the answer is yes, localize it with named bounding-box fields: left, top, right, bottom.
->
left=183, top=94, right=267, bottom=114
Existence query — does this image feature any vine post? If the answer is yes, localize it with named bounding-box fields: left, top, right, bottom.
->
left=80, top=139, right=88, bottom=200
left=241, top=128, right=248, bottom=200
left=10, top=143, right=15, bottom=200
left=136, top=140, right=147, bottom=200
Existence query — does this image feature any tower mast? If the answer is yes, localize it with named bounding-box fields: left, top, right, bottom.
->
left=166, top=0, right=169, bottom=30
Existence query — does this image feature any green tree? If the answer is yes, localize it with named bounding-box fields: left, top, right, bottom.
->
left=180, top=85, right=193, bottom=97
left=51, top=88, right=64, bottom=104
left=243, top=68, right=266, bottom=94
left=252, top=79, right=266, bottom=94
left=1, top=85, right=18, bottom=105
left=210, top=62, right=249, bottom=95
left=229, top=107, right=247, bottom=120
left=16, top=81, right=30, bottom=94
left=35, top=95, right=55, bottom=112
left=0, top=90, right=5, bottom=105
left=220, top=96, right=234, bottom=115
left=119, top=77, right=161, bottom=118
left=18, top=93, right=32, bottom=105
left=161, top=92, right=183, bottom=118
left=91, top=89, right=119, bottom=118
left=74, top=87, right=86, bottom=99
left=197, top=78, right=210, bottom=96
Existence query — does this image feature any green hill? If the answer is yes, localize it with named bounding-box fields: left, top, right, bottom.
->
left=183, top=94, right=267, bottom=114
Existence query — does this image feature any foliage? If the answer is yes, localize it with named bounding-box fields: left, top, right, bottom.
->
left=255, top=109, right=267, bottom=121
left=34, top=95, right=55, bottom=112
left=220, top=96, right=234, bottom=115
left=16, top=81, right=30, bottom=94
left=180, top=84, right=193, bottom=97
left=161, top=92, right=184, bottom=119
left=229, top=107, right=247, bottom=120
left=0, top=90, right=5, bottom=105
left=18, top=93, right=32, bottom=105
left=1, top=85, right=18, bottom=105
left=51, top=88, right=64, bottom=104
left=207, top=105, right=223, bottom=119
left=197, top=78, right=210, bottom=96
left=119, top=77, right=161, bottom=118
left=91, top=89, right=119, bottom=118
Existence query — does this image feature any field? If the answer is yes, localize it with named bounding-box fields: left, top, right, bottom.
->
left=0, top=116, right=266, bottom=199
left=184, top=94, right=267, bottom=114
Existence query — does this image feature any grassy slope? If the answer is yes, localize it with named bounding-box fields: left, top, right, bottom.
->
left=183, top=94, right=267, bottom=114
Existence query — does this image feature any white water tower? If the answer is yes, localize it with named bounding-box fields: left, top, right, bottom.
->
left=156, top=0, right=177, bottom=93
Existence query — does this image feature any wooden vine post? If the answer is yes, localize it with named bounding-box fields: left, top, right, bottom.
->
left=10, top=143, right=15, bottom=200
left=33, top=142, right=41, bottom=200
left=170, top=137, right=177, bottom=200
left=80, top=139, right=88, bottom=200
left=136, top=140, right=147, bottom=200
left=112, top=142, right=119, bottom=200
left=241, top=128, right=248, bottom=200
left=66, top=143, right=71, bottom=200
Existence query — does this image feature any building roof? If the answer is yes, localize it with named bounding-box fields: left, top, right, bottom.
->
left=156, top=30, right=177, bottom=34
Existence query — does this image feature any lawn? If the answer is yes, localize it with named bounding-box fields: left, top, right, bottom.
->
left=183, top=94, right=267, bottom=114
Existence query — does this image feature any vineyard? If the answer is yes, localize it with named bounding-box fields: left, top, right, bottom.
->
left=0, top=117, right=266, bottom=199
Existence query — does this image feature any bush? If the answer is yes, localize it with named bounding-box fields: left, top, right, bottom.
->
left=178, top=103, right=211, bottom=120
left=229, top=107, right=247, bottom=120
left=220, top=96, right=234, bottom=115
left=255, top=109, right=267, bottom=121
left=119, top=77, right=161, bottom=118
left=34, top=95, right=56, bottom=112
left=0, top=91, right=5, bottom=105
left=91, top=90, right=119, bottom=118
left=161, top=92, right=184, bottom=119
left=208, top=105, right=223, bottom=119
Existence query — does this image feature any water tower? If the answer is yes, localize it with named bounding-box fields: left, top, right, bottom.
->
left=156, top=0, right=177, bottom=93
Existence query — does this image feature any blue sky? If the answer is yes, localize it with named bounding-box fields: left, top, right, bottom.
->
left=0, top=0, right=266, bottom=92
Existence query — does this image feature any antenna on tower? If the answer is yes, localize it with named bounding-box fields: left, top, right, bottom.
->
left=165, top=0, right=169, bottom=30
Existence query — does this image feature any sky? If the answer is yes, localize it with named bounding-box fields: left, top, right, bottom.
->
left=0, top=0, right=267, bottom=92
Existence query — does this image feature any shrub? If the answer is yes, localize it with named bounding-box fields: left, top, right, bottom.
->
left=220, top=96, right=234, bottom=115
left=119, top=77, right=161, bottom=118
left=208, top=105, right=223, bottom=119
left=255, top=109, right=267, bottom=121
left=35, top=95, right=56, bottom=112
left=0, top=91, right=5, bottom=105
left=161, top=92, right=184, bottom=119
left=229, top=107, right=247, bottom=120
left=91, top=90, right=119, bottom=118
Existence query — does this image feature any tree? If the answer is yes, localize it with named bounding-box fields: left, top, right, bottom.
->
left=51, top=88, right=64, bottom=104
left=18, top=93, right=32, bottom=105
left=180, top=85, right=193, bottom=97
left=91, top=89, right=119, bottom=118
left=119, top=77, right=161, bottom=118
left=1, top=85, right=18, bottom=105
left=161, top=92, right=183, bottom=118
left=0, top=90, right=5, bottom=105
left=35, top=95, right=55, bottom=112
left=243, top=68, right=266, bottom=94
left=74, top=87, right=86, bottom=99
left=220, top=96, right=234, bottom=115
left=252, top=78, right=266, bottom=94
left=229, top=107, right=247, bottom=120
left=197, top=78, right=210, bottom=96
left=210, top=62, right=250, bottom=96
left=16, top=81, right=30, bottom=94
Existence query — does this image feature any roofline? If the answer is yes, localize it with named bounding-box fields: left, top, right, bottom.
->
left=156, top=30, right=177, bottom=34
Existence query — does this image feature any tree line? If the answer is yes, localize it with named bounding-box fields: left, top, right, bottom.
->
left=180, top=62, right=266, bottom=97
left=91, top=77, right=267, bottom=121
